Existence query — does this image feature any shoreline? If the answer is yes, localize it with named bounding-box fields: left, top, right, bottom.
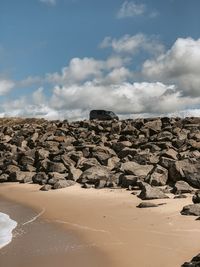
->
left=0, top=183, right=200, bottom=266
left=0, top=191, right=111, bottom=267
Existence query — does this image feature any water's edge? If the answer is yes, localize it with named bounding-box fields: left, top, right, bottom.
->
left=0, top=212, right=17, bottom=249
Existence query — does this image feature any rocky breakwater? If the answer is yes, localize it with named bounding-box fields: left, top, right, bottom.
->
left=0, top=117, right=200, bottom=196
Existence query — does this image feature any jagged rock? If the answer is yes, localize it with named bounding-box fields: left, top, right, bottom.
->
left=173, top=181, right=195, bottom=194
left=119, top=174, right=138, bottom=188
left=120, top=161, right=153, bottom=177
left=32, top=172, right=48, bottom=185
left=181, top=204, right=200, bottom=216
left=182, top=253, right=200, bottom=266
left=53, top=180, right=76, bottom=189
left=47, top=162, right=66, bottom=173
left=78, top=166, right=111, bottom=184
left=68, top=166, right=82, bottom=181
left=47, top=172, right=67, bottom=185
left=95, top=179, right=107, bottom=189
left=192, top=190, right=200, bottom=204
left=9, top=171, right=35, bottom=183
left=146, top=165, right=168, bottom=186
left=138, top=182, right=169, bottom=200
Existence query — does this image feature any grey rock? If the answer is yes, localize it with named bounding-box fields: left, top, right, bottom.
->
left=53, top=180, right=76, bottom=189
left=138, top=182, right=169, bottom=200
left=181, top=204, right=200, bottom=216
left=146, top=165, right=168, bottom=186
left=120, top=162, right=153, bottom=177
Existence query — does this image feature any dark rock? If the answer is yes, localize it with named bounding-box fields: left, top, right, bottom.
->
left=192, top=190, right=200, bottom=204
left=146, top=165, right=168, bottom=186
left=119, top=174, right=138, bottom=188
left=32, top=172, right=48, bottom=185
left=181, top=204, right=200, bottom=216
left=47, top=162, right=66, bottom=173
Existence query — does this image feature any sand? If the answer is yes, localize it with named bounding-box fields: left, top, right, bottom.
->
left=0, top=183, right=200, bottom=267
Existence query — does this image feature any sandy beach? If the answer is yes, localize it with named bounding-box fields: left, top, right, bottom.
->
left=0, top=183, right=200, bottom=267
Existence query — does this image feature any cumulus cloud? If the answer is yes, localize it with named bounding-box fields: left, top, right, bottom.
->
left=117, top=1, right=146, bottom=18
left=100, top=34, right=164, bottom=56
left=142, top=37, right=200, bottom=97
left=2, top=36, right=200, bottom=120
left=0, top=80, right=14, bottom=95
left=46, top=56, right=129, bottom=85
left=39, top=0, right=56, bottom=6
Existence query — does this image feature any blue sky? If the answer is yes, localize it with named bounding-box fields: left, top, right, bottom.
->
left=1, top=0, right=200, bottom=119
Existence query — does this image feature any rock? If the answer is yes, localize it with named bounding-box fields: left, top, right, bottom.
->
left=68, top=166, right=82, bottom=181
left=120, top=162, right=153, bottom=177
left=137, top=202, right=159, bottom=208
left=9, top=171, right=34, bottom=183
left=47, top=162, right=66, bottom=173
left=78, top=166, right=111, bottom=184
left=182, top=253, right=200, bottom=267
left=47, top=172, right=67, bottom=185
left=40, top=184, right=52, bottom=191
left=95, top=180, right=107, bottom=189
left=0, top=173, right=9, bottom=182
left=53, top=180, right=76, bottom=189
left=181, top=204, right=200, bottom=216
left=173, top=181, right=195, bottom=194
left=192, top=190, right=200, bottom=204
left=32, top=172, right=48, bottom=185
left=119, top=174, right=138, bottom=188
left=146, top=165, right=168, bottom=186
left=82, top=183, right=95, bottom=189
left=138, top=182, right=169, bottom=200
left=162, top=148, right=178, bottom=160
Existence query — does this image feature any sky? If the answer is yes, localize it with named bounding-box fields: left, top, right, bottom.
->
left=1, top=0, right=200, bottom=120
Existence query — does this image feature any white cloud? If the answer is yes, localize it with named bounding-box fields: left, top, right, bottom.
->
left=0, top=80, right=14, bottom=95
left=117, top=1, right=158, bottom=19
left=142, top=37, right=200, bottom=97
left=117, top=1, right=146, bottom=18
left=39, top=0, right=56, bottom=6
left=100, top=34, right=164, bottom=56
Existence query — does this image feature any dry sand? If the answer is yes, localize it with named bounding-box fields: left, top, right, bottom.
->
left=0, top=183, right=200, bottom=267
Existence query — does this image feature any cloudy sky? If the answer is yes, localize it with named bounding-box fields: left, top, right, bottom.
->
left=1, top=0, right=200, bottom=120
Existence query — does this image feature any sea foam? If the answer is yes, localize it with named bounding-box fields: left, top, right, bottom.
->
left=0, top=212, right=17, bottom=249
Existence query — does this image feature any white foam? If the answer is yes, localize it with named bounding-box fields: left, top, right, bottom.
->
left=0, top=212, right=17, bottom=249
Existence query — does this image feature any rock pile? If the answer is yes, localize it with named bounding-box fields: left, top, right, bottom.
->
left=0, top=116, right=200, bottom=195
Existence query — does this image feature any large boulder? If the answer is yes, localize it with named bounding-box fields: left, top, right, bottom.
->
left=181, top=204, right=200, bottom=216
left=78, top=166, right=111, bottom=184
left=138, top=182, right=169, bottom=200
left=146, top=165, right=168, bottom=186
left=169, top=159, right=200, bottom=188
left=120, top=162, right=153, bottom=177
left=119, top=174, right=138, bottom=188
left=173, top=181, right=195, bottom=194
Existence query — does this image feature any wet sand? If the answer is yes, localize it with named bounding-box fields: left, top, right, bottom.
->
left=0, top=183, right=200, bottom=267
left=0, top=198, right=111, bottom=267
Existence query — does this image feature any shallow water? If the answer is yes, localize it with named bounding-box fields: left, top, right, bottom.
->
left=0, top=212, right=17, bottom=249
